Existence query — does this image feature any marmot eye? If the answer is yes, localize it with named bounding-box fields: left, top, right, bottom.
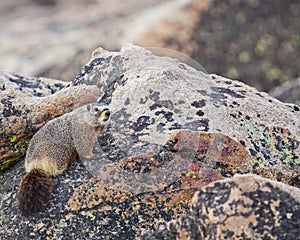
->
left=93, top=107, right=99, bottom=112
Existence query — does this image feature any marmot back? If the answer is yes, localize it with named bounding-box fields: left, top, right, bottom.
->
left=16, top=103, right=110, bottom=216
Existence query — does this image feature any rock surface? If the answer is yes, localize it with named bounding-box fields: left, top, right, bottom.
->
left=141, top=174, right=300, bottom=239
left=0, top=45, right=299, bottom=239
left=0, top=72, right=100, bottom=171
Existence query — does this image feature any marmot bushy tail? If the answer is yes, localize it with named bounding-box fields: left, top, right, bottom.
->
left=16, top=103, right=110, bottom=216
left=16, top=169, right=53, bottom=216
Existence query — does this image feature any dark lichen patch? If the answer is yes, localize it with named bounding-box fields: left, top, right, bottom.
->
left=155, top=110, right=174, bottom=122
left=33, top=113, right=51, bottom=125
left=149, top=103, right=163, bottom=111
left=201, top=91, right=228, bottom=108
left=149, top=90, right=160, bottom=102
left=73, top=55, right=125, bottom=105
left=244, top=125, right=300, bottom=185
left=74, top=56, right=112, bottom=85
left=95, top=152, right=190, bottom=194
left=132, top=116, right=155, bottom=132
left=97, top=131, right=128, bottom=163
left=290, top=175, right=300, bottom=188
left=1, top=96, right=22, bottom=117
left=2, top=107, right=21, bottom=117
left=196, top=110, right=204, bottom=117
left=239, top=140, right=246, bottom=147
left=97, top=69, right=125, bottom=105
left=191, top=100, right=206, bottom=108
left=124, top=98, right=130, bottom=105
left=197, top=89, right=208, bottom=96
left=156, top=122, right=166, bottom=132
left=211, top=86, right=246, bottom=99
left=231, top=101, right=240, bottom=107
left=168, top=123, right=183, bottom=131
left=139, top=96, right=149, bottom=104
left=252, top=126, right=300, bottom=169
left=249, top=148, right=258, bottom=157
left=293, top=105, right=299, bottom=111
left=183, top=119, right=209, bottom=132
left=148, top=90, right=174, bottom=110
left=9, top=74, right=65, bottom=96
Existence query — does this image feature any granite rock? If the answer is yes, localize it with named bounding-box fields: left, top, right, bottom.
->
left=0, top=44, right=299, bottom=239
left=140, top=174, right=300, bottom=239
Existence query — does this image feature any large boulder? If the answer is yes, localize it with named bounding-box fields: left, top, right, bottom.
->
left=0, top=45, right=299, bottom=239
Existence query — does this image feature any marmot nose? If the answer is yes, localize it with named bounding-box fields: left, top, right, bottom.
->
left=102, top=109, right=110, bottom=122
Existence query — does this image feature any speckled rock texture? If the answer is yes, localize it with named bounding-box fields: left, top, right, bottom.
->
left=0, top=44, right=299, bottom=239
left=0, top=71, right=100, bottom=171
left=140, top=174, right=300, bottom=239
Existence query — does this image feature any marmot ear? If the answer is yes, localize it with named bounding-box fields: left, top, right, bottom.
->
left=87, top=105, right=91, bottom=111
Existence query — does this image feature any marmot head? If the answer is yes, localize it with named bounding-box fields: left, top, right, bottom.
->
left=86, top=103, right=111, bottom=126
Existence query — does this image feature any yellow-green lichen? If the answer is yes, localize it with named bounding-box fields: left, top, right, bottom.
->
left=176, top=179, right=182, bottom=184
left=0, top=157, right=21, bottom=172
left=258, top=161, right=265, bottom=169
left=281, top=148, right=297, bottom=165
left=138, top=217, right=145, bottom=223
left=175, top=199, right=189, bottom=207
left=89, top=213, right=96, bottom=221
left=0, top=138, right=30, bottom=172
left=13, top=139, right=30, bottom=154
left=185, top=171, right=198, bottom=179
left=250, top=159, right=256, bottom=166
left=9, top=135, right=17, bottom=143
left=185, top=171, right=196, bottom=177
left=265, top=135, right=276, bottom=151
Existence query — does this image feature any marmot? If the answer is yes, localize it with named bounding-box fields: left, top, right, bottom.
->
left=16, top=103, right=110, bottom=216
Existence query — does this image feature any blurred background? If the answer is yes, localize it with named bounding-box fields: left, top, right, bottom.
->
left=0, top=0, right=299, bottom=104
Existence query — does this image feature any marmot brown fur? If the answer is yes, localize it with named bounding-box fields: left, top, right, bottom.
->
left=16, top=103, right=110, bottom=216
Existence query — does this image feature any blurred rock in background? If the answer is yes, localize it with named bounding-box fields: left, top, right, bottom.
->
left=270, top=78, right=300, bottom=106
left=0, top=0, right=299, bottom=104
